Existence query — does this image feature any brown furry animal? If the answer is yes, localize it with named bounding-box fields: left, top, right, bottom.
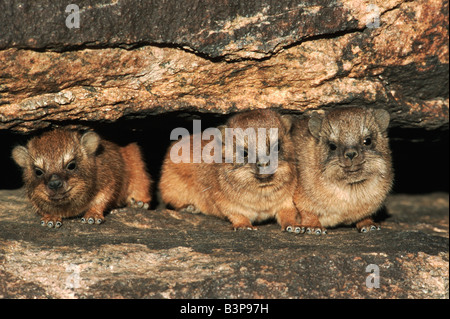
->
left=159, top=109, right=301, bottom=232
left=12, top=128, right=152, bottom=228
left=292, top=107, right=393, bottom=234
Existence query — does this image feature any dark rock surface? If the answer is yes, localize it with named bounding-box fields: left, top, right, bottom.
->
left=0, top=0, right=358, bottom=59
left=0, top=189, right=448, bottom=299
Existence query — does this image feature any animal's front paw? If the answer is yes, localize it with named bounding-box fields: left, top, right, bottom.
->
left=356, top=218, right=381, bottom=233
left=231, top=221, right=258, bottom=231
left=358, top=224, right=381, bottom=233
left=284, top=225, right=303, bottom=234
left=303, top=226, right=327, bottom=235
left=81, top=212, right=104, bottom=225
left=128, top=197, right=150, bottom=210
left=233, top=225, right=258, bottom=231
left=40, top=215, right=62, bottom=228
left=180, top=204, right=201, bottom=214
left=110, top=207, right=127, bottom=214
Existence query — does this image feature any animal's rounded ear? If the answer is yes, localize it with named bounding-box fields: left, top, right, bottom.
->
left=80, top=131, right=100, bottom=156
left=372, top=109, right=390, bottom=132
left=280, top=114, right=293, bottom=134
left=308, top=115, right=323, bottom=139
left=12, top=146, right=30, bottom=168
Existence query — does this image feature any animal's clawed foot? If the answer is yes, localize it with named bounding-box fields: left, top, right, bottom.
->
left=358, top=224, right=381, bottom=233
left=291, top=225, right=327, bottom=235
left=305, top=227, right=327, bottom=235
left=181, top=204, right=201, bottom=214
left=284, top=225, right=303, bottom=234
left=129, top=198, right=150, bottom=210
left=110, top=207, right=127, bottom=214
left=81, top=216, right=104, bottom=225
left=233, top=226, right=258, bottom=231
left=81, top=211, right=104, bottom=225
left=356, top=219, right=381, bottom=233
left=40, top=215, right=62, bottom=228
left=282, top=222, right=328, bottom=235
left=110, top=198, right=150, bottom=215
left=285, top=222, right=327, bottom=235
left=232, top=223, right=258, bottom=231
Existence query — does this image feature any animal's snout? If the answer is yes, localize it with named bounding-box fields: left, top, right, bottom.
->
left=47, top=174, right=63, bottom=191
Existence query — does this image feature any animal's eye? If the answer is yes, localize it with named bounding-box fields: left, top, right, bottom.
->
left=35, top=168, right=44, bottom=177
left=363, top=138, right=372, bottom=146
left=329, top=143, right=337, bottom=151
left=66, top=161, right=77, bottom=171
left=272, top=140, right=281, bottom=152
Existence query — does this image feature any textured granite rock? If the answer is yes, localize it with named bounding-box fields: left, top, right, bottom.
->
left=0, top=190, right=448, bottom=299
left=0, top=0, right=448, bottom=132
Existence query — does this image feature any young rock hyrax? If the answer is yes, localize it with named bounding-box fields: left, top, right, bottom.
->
left=12, top=128, right=152, bottom=228
left=292, top=107, right=393, bottom=234
left=159, top=109, right=302, bottom=232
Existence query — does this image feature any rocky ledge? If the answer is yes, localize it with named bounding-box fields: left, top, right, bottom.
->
left=0, top=189, right=448, bottom=299
left=1, top=0, right=448, bottom=132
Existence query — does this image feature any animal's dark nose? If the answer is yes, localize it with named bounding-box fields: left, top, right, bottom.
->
left=47, top=175, right=63, bottom=190
left=256, top=160, right=269, bottom=168
left=345, top=151, right=358, bottom=160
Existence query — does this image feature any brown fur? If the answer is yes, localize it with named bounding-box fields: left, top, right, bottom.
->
left=12, top=129, right=152, bottom=228
left=159, top=109, right=301, bottom=231
left=292, top=107, right=393, bottom=233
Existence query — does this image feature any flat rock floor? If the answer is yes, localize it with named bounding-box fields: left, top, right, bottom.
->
left=0, top=189, right=448, bottom=299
